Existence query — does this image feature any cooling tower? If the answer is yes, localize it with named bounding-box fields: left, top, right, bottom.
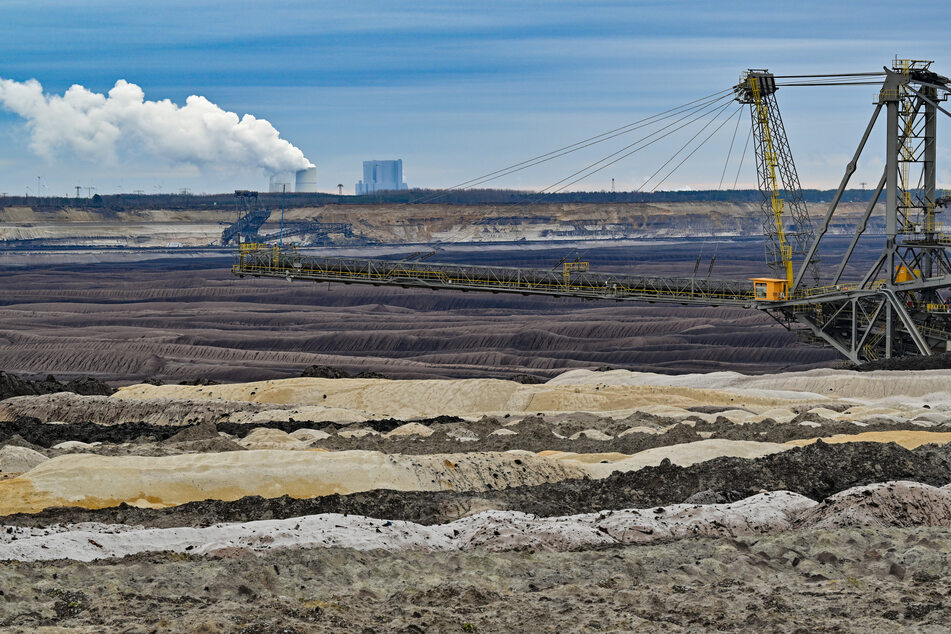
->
left=269, top=174, right=292, bottom=193
left=295, top=167, right=318, bottom=193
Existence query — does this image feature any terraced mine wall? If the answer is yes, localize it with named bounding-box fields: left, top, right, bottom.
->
left=0, top=201, right=883, bottom=248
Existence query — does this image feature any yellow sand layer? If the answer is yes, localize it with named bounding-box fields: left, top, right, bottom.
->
left=0, top=450, right=586, bottom=515
left=115, top=376, right=816, bottom=420
left=545, top=439, right=791, bottom=478
left=786, top=431, right=951, bottom=450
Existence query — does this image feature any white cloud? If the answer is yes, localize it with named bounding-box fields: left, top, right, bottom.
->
left=0, top=77, right=313, bottom=175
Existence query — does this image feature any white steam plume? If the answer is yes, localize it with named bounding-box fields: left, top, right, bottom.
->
left=0, top=77, right=313, bottom=174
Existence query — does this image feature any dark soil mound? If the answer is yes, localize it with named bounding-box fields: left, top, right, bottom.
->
left=5, top=441, right=949, bottom=528
left=176, top=378, right=220, bottom=386
left=855, top=352, right=951, bottom=371
left=508, top=374, right=544, bottom=384
left=299, top=365, right=390, bottom=380
left=0, top=417, right=183, bottom=448
left=300, top=365, right=350, bottom=379
left=274, top=415, right=948, bottom=455
left=0, top=371, right=114, bottom=401
left=0, top=415, right=466, bottom=448
left=162, top=420, right=219, bottom=443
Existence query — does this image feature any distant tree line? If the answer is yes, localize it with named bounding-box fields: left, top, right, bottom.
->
left=0, top=186, right=894, bottom=212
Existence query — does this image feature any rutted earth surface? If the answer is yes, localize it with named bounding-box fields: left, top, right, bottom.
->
left=3, top=367, right=951, bottom=631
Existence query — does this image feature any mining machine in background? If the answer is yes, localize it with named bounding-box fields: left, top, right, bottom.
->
left=221, top=190, right=355, bottom=247
left=233, top=59, right=951, bottom=364
left=221, top=190, right=270, bottom=246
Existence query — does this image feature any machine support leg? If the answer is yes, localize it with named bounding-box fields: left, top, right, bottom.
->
left=794, top=103, right=882, bottom=292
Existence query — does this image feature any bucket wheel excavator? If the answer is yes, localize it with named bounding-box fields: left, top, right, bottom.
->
left=234, top=58, right=951, bottom=364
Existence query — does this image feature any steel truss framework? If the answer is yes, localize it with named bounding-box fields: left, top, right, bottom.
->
left=232, top=60, right=951, bottom=365
left=736, top=71, right=820, bottom=285
left=234, top=249, right=757, bottom=305
left=784, top=59, right=951, bottom=362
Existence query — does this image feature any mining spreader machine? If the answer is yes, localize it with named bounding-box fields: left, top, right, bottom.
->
left=234, top=59, right=951, bottom=364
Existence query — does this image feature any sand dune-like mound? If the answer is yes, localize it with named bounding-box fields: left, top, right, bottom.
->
left=543, top=439, right=791, bottom=477
left=236, top=428, right=311, bottom=450
left=99, top=367, right=951, bottom=427
left=0, top=445, right=48, bottom=474
left=550, top=367, right=951, bottom=401
left=0, top=490, right=816, bottom=562
left=796, top=481, right=951, bottom=528
left=0, top=450, right=588, bottom=515
left=7, top=480, right=951, bottom=562
left=0, top=439, right=797, bottom=514
left=114, top=375, right=820, bottom=421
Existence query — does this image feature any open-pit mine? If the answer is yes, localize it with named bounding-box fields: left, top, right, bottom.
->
left=6, top=59, right=951, bottom=632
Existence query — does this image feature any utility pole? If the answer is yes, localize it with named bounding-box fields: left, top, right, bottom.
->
left=279, top=184, right=286, bottom=248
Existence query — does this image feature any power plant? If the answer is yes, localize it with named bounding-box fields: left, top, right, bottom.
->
left=268, top=167, right=318, bottom=193
left=355, top=159, right=408, bottom=194
left=235, top=59, right=951, bottom=364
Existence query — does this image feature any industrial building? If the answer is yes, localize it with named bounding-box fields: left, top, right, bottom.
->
left=355, top=159, right=408, bottom=194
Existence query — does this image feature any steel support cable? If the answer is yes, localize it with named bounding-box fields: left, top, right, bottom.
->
left=410, top=87, right=735, bottom=203
left=535, top=98, right=737, bottom=202
left=633, top=100, right=737, bottom=193
left=718, top=107, right=744, bottom=190
left=697, top=106, right=747, bottom=274
left=733, top=124, right=753, bottom=189
left=429, top=94, right=736, bottom=254
left=443, top=92, right=733, bottom=193
left=521, top=94, right=737, bottom=204
left=651, top=105, right=744, bottom=193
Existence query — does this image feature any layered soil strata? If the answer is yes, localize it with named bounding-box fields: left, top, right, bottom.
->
left=4, top=441, right=950, bottom=528
left=4, top=366, right=951, bottom=631
left=7, top=415, right=950, bottom=455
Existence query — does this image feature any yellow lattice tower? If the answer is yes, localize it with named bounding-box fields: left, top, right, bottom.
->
left=749, top=75, right=794, bottom=285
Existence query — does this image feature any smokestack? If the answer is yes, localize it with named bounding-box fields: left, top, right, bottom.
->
left=295, top=167, right=317, bottom=193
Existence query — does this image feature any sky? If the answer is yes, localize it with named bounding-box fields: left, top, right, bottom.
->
left=0, top=0, right=949, bottom=196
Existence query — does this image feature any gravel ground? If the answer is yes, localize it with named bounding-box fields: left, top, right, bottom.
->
left=1, top=526, right=949, bottom=632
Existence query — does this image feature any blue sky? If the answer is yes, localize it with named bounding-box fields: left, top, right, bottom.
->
left=1, top=0, right=949, bottom=195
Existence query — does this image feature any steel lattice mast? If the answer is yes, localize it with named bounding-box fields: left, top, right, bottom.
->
left=734, top=70, right=819, bottom=287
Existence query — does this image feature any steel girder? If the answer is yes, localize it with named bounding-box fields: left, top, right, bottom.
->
left=786, top=288, right=951, bottom=363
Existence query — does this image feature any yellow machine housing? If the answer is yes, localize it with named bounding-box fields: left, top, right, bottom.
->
left=895, top=265, right=920, bottom=283
left=751, top=277, right=788, bottom=301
